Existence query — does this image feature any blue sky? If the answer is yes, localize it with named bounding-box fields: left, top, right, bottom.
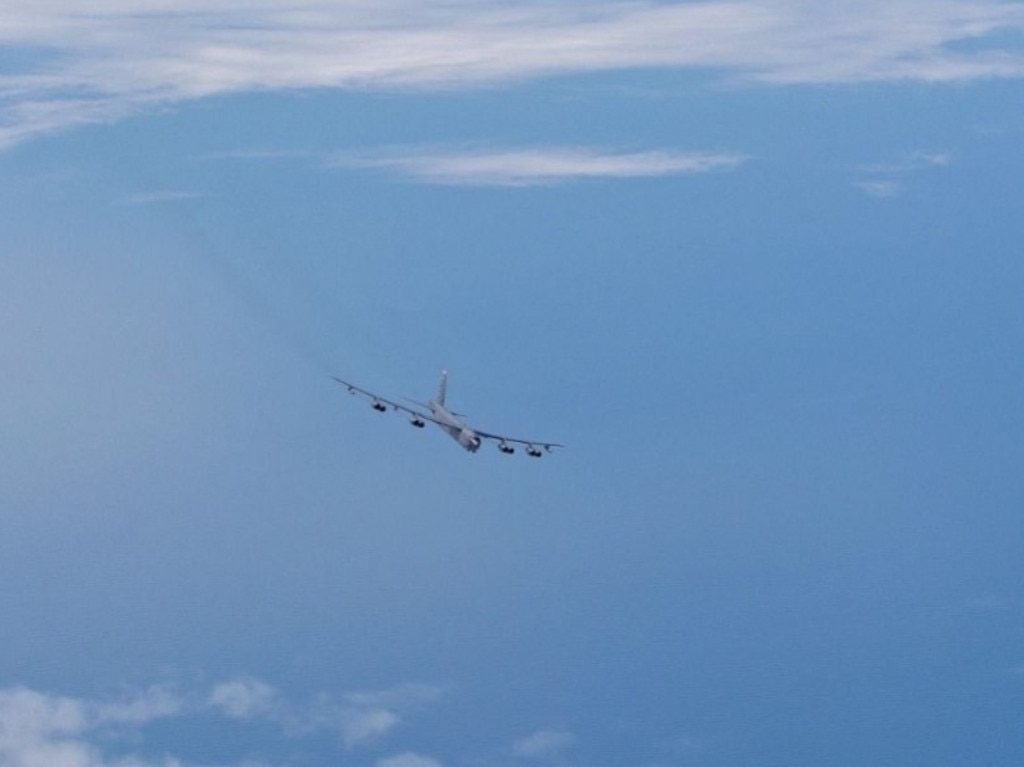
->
left=2, top=1, right=1024, bottom=765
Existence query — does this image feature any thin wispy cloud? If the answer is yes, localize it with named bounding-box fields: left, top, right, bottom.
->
left=332, top=146, right=746, bottom=186
left=0, top=679, right=446, bottom=767
left=2, top=1, right=1024, bottom=148
left=375, top=752, right=445, bottom=767
left=199, top=148, right=316, bottom=163
left=512, top=728, right=576, bottom=759
left=340, top=683, right=447, bottom=748
left=855, top=149, right=952, bottom=197
left=92, top=684, right=185, bottom=727
left=341, top=706, right=401, bottom=748
left=857, top=179, right=904, bottom=198
left=863, top=151, right=952, bottom=175
left=120, top=190, right=204, bottom=206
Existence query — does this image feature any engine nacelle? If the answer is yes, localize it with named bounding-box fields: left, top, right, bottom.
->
left=526, top=445, right=543, bottom=458
left=372, top=400, right=387, bottom=412
left=458, top=428, right=482, bottom=452
left=410, top=417, right=426, bottom=428
left=498, top=442, right=515, bottom=455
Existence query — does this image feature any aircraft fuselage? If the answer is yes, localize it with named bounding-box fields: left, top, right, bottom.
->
left=429, top=401, right=481, bottom=452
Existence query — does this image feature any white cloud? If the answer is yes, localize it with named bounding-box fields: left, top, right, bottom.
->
left=333, top=146, right=746, bottom=186
left=856, top=179, right=903, bottom=198
left=0, top=686, right=183, bottom=767
left=121, top=191, right=204, bottom=206
left=854, top=149, right=952, bottom=197
left=208, top=678, right=278, bottom=721
left=342, top=683, right=446, bottom=712
left=338, top=683, right=446, bottom=748
left=340, top=707, right=401, bottom=748
left=375, top=752, right=444, bottom=767
left=0, top=687, right=86, bottom=740
left=512, top=728, right=576, bottom=759
left=863, top=151, right=952, bottom=175
left=204, top=679, right=445, bottom=749
left=0, top=678, right=445, bottom=766
left=93, top=684, right=185, bottom=727
left=1, top=1, right=1024, bottom=148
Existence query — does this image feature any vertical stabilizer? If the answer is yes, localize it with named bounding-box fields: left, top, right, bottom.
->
left=435, top=370, right=448, bottom=406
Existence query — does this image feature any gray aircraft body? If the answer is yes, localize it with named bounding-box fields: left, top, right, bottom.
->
left=332, top=371, right=561, bottom=457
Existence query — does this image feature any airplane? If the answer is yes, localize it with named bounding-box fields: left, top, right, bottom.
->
left=331, top=371, right=562, bottom=457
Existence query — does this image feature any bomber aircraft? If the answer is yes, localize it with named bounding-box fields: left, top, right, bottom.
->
left=331, top=371, right=562, bottom=457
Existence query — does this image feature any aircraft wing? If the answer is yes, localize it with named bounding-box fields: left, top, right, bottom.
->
left=332, top=375, right=563, bottom=457
left=472, top=428, right=564, bottom=456
left=331, top=376, right=435, bottom=421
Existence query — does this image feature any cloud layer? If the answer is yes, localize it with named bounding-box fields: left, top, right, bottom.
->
left=512, top=728, right=576, bottom=759
left=331, top=146, right=746, bottom=185
left=0, top=684, right=184, bottom=767
left=855, top=149, right=952, bottom=197
left=2, top=0, right=1024, bottom=148
left=0, top=679, right=446, bottom=767
left=0, top=680, right=590, bottom=767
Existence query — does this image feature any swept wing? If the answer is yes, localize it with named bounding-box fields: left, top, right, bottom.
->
left=331, top=375, right=562, bottom=457
left=331, top=376, right=433, bottom=423
left=472, top=428, right=563, bottom=456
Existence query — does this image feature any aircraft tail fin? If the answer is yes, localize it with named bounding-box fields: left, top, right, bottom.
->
left=435, top=370, right=448, bottom=406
